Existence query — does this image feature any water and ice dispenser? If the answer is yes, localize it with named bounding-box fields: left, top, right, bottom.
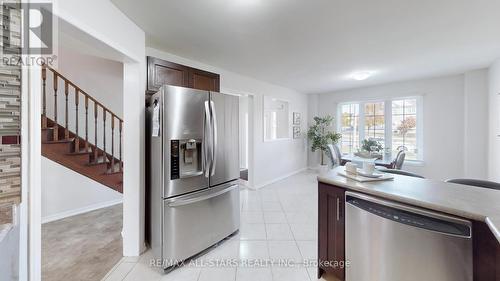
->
left=170, top=139, right=202, bottom=180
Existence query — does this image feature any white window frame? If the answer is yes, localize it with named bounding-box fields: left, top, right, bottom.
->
left=336, top=96, right=424, bottom=163
left=337, top=102, right=361, bottom=154
left=389, top=96, right=424, bottom=162
left=362, top=100, right=387, bottom=143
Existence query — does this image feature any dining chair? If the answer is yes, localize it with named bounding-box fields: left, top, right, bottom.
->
left=378, top=168, right=425, bottom=179
left=392, top=150, right=406, bottom=170
left=445, top=179, right=500, bottom=191
left=385, top=149, right=402, bottom=169
left=326, top=144, right=342, bottom=168
left=396, top=145, right=408, bottom=152
left=332, top=144, right=342, bottom=166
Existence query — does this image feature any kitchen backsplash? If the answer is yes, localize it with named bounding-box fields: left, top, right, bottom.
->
left=0, top=1, right=22, bottom=222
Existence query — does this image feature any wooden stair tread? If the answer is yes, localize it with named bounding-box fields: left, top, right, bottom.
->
left=43, top=138, right=74, bottom=144
left=42, top=117, right=123, bottom=193
left=67, top=151, right=91, bottom=155
left=87, top=161, right=108, bottom=166
left=43, top=146, right=122, bottom=193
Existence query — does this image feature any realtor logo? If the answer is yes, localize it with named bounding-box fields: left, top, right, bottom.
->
left=1, top=1, right=57, bottom=66
left=24, top=2, right=53, bottom=54
left=2, top=2, right=53, bottom=54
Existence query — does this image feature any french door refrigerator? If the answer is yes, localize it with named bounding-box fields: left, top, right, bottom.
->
left=147, top=85, right=240, bottom=271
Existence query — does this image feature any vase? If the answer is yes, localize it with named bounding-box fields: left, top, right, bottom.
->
left=318, top=164, right=330, bottom=174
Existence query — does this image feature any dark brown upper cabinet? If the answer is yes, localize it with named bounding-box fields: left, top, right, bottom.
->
left=190, top=68, right=220, bottom=92
left=147, top=56, right=220, bottom=94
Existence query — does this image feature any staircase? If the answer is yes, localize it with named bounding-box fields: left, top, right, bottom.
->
left=40, top=64, right=123, bottom=193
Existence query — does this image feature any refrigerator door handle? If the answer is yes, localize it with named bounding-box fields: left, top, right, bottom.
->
left=203, top=101, right=211, bottom=178
left=210, top=100, right=217, bottom=176
left=167, top=184, right=238, bottom=207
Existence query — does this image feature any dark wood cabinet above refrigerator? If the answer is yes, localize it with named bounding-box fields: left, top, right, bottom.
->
left=146, top=56, right=220, bottom=94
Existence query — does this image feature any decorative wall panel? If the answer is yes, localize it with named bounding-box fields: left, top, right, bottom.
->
left=0, top=1, right=22, bottom=223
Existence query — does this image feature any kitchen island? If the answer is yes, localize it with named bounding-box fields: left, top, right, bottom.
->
left=317, top=166, right=500, bottom=281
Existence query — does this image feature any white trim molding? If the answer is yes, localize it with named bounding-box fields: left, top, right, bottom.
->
left=27, top=61, right=42, bottom=281
left=41, top=199, right=123, bottom=224
left=252, top=168, right=308, bottom=189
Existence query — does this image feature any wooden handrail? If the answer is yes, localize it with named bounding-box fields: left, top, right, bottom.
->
left=42, top=63, right=123, bottom=173
left=42, top=64, right=123, bottom=123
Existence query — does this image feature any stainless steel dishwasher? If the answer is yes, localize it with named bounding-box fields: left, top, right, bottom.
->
left=345, top=191, right=472, bottom=281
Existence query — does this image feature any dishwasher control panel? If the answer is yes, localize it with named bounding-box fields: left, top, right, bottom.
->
left=346, top=195, right=471, bottom=237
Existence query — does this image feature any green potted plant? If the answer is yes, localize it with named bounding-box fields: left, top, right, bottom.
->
left=361, top=139, right=383, bottom=152
left=356, top=139, right=383, bottom=159
left=307, top=115, right=342, bottom=167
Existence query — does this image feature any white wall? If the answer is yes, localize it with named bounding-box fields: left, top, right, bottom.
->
left=57, top=46, right=124, bottom=117
left=147, top=48, right=309, bottom=188
left=55, top=0, right=145, bottom=63
left=488, top=59, right=500, bottom=181
left=41, top=157, right=123, bottom=223
left=50, top=0, right=147, bottom=261
left=122, top=62, right=147, bottom=257
left=239, top=96, right=249, bottom=169
left=311, top=72, right=489, bottom=180
left=464, top=69, right=489, bottom=179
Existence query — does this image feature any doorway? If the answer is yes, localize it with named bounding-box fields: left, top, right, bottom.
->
left=239, top=94, right=254, bottom=187
left=40, top=23, right=125, bottom=281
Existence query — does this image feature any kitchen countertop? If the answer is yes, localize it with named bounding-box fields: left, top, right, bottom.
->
left=318, top=166, right=500, bottom=244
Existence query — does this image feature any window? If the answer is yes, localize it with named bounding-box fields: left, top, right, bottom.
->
left=364, top=102, right=385, bottom=143
left=339, top=103, right=360, bottom=154
left=337, top=97, right=422, bottom=161
left=392, top=99, right=418, bottom=160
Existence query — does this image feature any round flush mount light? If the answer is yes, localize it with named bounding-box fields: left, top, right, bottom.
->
left=349, top=71, right=374, bottom=81
left=235, top=0, right=261, bottom=5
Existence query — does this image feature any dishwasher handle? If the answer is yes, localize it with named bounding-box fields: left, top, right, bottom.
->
left=345, top=191, right=472, bottom=239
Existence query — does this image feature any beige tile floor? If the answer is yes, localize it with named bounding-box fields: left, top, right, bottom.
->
left=103, top=171, right=338, bottom=281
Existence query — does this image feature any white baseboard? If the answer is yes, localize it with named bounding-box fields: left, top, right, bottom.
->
left=42, top=199, right=123, bottom=224
left=238, top=179, right=252, bottom=189
left=252, top=167, right=308, bottom=189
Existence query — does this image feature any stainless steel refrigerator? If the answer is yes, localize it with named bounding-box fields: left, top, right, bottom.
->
left=147, top=85, right=240, bottom=271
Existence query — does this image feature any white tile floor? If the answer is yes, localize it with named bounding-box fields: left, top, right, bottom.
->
left=102, top=170, right=334, bottom=281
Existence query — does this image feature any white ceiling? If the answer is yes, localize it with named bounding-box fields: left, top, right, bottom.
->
left=111, top=0, right=500, bottom=94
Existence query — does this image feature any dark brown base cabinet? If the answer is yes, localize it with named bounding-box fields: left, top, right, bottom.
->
left=318, top=183, right=345, bottom=280
left=318, top=182, right=500, bottom=281
left=473, top=221, right=500, bottom=281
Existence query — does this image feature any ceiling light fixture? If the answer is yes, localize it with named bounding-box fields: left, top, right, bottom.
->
left=349, top=71, right=374, bottom=81
left=236, top=0, right=261, bottom=5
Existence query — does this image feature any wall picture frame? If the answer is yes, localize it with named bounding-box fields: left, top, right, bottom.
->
left=293, top=126, right=301, bottom=139
left=293, top=112, right=301, bottom=125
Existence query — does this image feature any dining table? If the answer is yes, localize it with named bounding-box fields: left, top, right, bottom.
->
left=341, top=153, right=394, bottom=169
